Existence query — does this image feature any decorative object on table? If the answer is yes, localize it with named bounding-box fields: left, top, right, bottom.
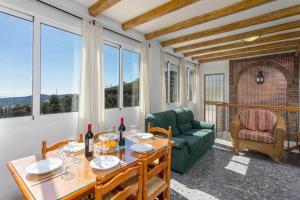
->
left=90, top=156, right=120, bottom=170
left=68, top=136, right=84, bottom=164
left=118, top=117, right=126, bottom=146
left=26, top=158, right=63, bottom=175
left=130, top=143, right=153, bottom=153
left=230, top=109, right=286, bottom=162
left=85, top=123, right=94, bottom=158
left=95, top=133, right=119, bottom=155
left=145, top=108, right=215, bottom=173
left=144, top=123, right=172, bottom=200
left=136, top=132, right=154, bottom=140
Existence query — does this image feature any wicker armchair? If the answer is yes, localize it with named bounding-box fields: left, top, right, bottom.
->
left=230, top=109, right=286, bottom=162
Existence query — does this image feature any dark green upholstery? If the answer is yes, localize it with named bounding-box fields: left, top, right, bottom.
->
left=145, top=108, right=215, bottom=173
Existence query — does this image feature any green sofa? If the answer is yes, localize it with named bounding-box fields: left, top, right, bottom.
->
left=145, top=108, right=215, bottom=173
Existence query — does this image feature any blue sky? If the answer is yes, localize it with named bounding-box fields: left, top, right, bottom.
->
left=0, top=11, right=140, bottom=98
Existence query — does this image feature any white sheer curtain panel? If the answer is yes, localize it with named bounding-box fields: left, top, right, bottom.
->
left=160, top=51, right=167, bottom=111
left=139, top=44, right=150, bottom=130
left=78, top=21, right=104, bottom=133
left=193, top=64, right=201, bottom=120
left=179, top=59, right=187, bottom=108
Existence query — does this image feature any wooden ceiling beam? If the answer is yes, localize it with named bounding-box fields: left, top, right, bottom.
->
left=145, top=0, right=271, bottom=40
left=192, top=40, right=299, bottom=60
left=197, top=46, right=297, bottom=63
left=89, top=0, right=121, bottom=17
left=122, top=0, right=199, bottom=31
left=175, top=20, right=300, bottom=53
left=161, top=5, right=300, bottom=47
left=184, top=31, right=300, bottom=57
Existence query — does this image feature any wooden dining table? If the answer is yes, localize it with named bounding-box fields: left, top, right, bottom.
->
left=7, top=135, right=173, bottom=200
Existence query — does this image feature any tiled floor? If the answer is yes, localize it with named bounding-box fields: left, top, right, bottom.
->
left=170, top=139, right=300, bottom=200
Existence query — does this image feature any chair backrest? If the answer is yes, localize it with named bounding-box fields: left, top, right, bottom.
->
left=95, top=154, right=143, bottom=200
left=144, top=123, right=172, bottom=200
left=240, top=109, right=277, bottom=132
left=42, top=133, right=83, bottom=155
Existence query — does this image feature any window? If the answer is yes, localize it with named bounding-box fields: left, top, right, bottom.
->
left=103, top=43, right=141, bottom=109
left=0, top=12, right=33, bottom=118
left=204, top=74, right=224, bottom=124
left=103, top=44, right=120, bottom=109
left=123, top=49, right=140, bottom=107
left=165, top=62, right=179, bottom=104
left=40, top=24, right=82, bottom=114
left=187, top=69, right=195, bottom=102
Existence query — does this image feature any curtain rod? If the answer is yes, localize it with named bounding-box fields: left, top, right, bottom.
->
left=164, top=51, right=197, bottom=65
left=35, top=0, right=142, bottom=44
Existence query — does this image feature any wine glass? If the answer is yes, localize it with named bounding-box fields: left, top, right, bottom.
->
left=57, top=145, right=73, bottom=180
left=68, top=136, right=82, bottom=164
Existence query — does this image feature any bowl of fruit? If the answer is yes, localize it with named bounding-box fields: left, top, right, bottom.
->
left=95, top=133, right=118, bottom=154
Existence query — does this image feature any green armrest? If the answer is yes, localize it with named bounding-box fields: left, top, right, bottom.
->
left=192, top=120, right=215, bottom=130
left=172, top=137, right=188, bottom=149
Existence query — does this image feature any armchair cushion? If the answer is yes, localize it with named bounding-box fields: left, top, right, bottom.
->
left=238, top=129, right=275, bottom=144
left=240, top=109, right=277, bottom=132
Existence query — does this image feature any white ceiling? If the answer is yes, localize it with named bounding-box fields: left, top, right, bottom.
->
left=73, top=0, right=300, bottom=52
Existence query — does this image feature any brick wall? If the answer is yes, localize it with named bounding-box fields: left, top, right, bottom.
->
left=229, top=52, right=299, bottom=140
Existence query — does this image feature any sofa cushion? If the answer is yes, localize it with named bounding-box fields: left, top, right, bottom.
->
left=173, top=108, right=194, bottom=133
left=240, top=109, right=277, bottom=132
left=152, top=111, right=180, bottom=136
left=192, top=120, right=215, bottom=130
left=176, top=134, right=204, bottom=153
left=238, top=128, right=275, bottom=144
left=183, top=129, right=213, bottom=142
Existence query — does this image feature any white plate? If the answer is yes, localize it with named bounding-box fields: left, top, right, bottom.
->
left=26, top=158, right=63, bottom=175
left=90, top=156, right=120, bottom=170
left=64, top=142, right=85, bottom=152
left=130, top=143, right=153, bottom=153
left=136, top=133, right=154, bottom=140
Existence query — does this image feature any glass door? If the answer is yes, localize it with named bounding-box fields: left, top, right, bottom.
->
left=204, top=74, right=224, bottom=124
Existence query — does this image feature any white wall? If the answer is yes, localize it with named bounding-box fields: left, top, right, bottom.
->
left=199, top=60, right=230, bottom=120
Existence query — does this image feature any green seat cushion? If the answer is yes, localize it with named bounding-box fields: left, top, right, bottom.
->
left=183, top=129, right=214, bottom=142
left=176, top=134, right=204, bottom=153
left=173, top=108, right=194, bottom=133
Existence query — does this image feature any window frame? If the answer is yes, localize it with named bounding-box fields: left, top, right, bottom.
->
left=0, top=5, right=82, bottom=121
left=186, top=67, right=195, bottom=102
left=39, top=21, right=82, bottom=116
left=102, top=39, right=141, bottom=110
left=165, top=61, right=179, bottom=105
left=0, top=8, right=34, bottom=121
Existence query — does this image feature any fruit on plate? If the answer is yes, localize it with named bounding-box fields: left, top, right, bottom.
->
left=96, top=140, right=117, bottom=149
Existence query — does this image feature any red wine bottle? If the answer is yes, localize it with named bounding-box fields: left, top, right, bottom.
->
left=85, top=123, right=94, bottom=157
left=118, top=117, right=126, bottom=146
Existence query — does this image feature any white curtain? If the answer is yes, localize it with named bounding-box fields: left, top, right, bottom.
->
left=179, top=59, right=187, bottom=108
left=139, top=44, right=150, bottom=130
left=160, top=51, right=167, bottom=111
left=193, top=64, right=201, bottom=120
left=78, top=21, right=104, bottom=133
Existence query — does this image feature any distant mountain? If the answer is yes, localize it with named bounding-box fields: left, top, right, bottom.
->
left=0, top=94, right=72, bottom=106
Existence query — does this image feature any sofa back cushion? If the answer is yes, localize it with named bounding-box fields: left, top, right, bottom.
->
left=146, top=110, right=180, bottom=136
left=240, top=109, right=277, bottom=132
left=173, top=108, right=194, bottom=133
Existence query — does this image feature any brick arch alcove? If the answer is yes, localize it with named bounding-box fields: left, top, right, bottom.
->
left=229, top=53, right=299, bottom=141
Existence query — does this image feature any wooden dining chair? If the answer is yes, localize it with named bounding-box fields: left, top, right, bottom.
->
left=144, top=123, right=172, bottom=200
left=41, top=133, right=83, bottom=155
left=95, top=154, right=143, bottom=200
